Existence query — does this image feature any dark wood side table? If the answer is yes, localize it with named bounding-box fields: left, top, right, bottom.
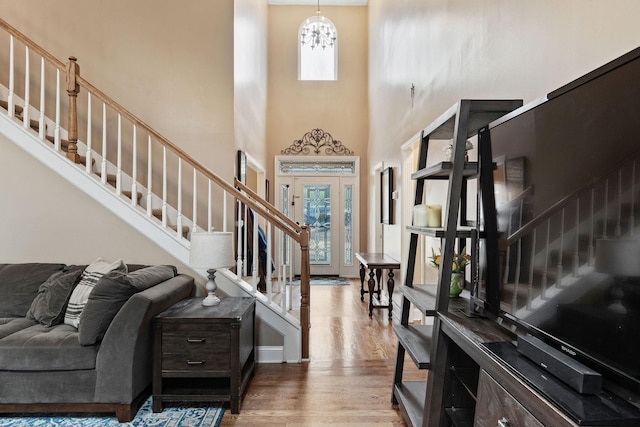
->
left=152, top=297, right=255, bottom=414
left=355, top=252, right=401, bottom=317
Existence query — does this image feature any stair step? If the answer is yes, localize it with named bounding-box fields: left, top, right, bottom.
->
left=122, top=190, right=143, bottom=202
left=95, top=171, right=117, bottom=186
left=45, top=135, right=70, bottom=151
left=0, top=100, right=24, bottom=115
left=152, top=208, right=162, bottom=219
left=169, top=224, right=190, bottom=238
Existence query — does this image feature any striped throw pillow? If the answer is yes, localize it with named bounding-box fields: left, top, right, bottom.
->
left=63, top=258, right=126, bottom=328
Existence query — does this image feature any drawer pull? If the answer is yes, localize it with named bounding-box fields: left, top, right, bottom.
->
left=498, top=417, right=510, bottom=427
left=186, top=338, right=206, bottom=343
left=186, top=360, right=206, bottom=366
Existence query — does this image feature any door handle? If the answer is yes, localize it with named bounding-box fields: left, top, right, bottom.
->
left=498, top=417, right=510, bottom=427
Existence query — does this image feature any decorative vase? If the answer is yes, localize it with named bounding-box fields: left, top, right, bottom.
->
left=450, top=273, right=463, bottom=298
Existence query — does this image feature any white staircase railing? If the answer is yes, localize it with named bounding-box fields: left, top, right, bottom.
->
left=0, top=17, right=311, bottom=361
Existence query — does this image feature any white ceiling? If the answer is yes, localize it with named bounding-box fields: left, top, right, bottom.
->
left=268, top=0, right=368, bottom=6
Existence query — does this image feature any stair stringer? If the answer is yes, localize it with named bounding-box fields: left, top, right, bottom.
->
left=0, top=111, right=302, bottom=363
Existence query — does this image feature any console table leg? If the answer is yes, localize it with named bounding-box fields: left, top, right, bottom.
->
left=368, top=269, right=376, bottom=317
left=387, top=270, right=395, bottom=318
left=359, top=263, right=366, bottom=301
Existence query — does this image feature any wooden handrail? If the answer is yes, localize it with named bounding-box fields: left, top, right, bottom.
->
left=234, top=179, right=302, bottom=233
left=0, top=18, right=65, bottom=70
left=498, top=185, right=534, bottom=210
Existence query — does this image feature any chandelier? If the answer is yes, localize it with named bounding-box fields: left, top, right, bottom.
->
left=300, top=0, right=336, bottom=50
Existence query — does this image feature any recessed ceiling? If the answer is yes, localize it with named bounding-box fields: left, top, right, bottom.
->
left=268, top=0, right=368, bottom=6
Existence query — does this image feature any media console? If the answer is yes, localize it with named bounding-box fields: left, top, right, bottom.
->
left=428, top=297, right=640, bottom=426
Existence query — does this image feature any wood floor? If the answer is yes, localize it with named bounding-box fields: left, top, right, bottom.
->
left=220, top=279, right=424, bottom=426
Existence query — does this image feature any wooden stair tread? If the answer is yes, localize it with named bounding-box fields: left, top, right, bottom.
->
left=0, top=100, right=24, bottom=115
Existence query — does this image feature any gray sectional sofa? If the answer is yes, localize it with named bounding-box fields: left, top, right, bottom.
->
left=0, top=262, right=194, bottom=422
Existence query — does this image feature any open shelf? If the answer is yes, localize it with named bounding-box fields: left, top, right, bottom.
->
left=445, top=407, right=475, bottom=427
left=392, top=324, right=433, bottom=369
left=411, top=161, right=480, bottom=180
left=406, top=226, right=480, bottom=238
left=400, top=284, right=438, bottom=314
left=393, top=381, right=426, bottom=427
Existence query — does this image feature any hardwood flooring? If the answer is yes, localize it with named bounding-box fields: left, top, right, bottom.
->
left=220, top=279, right=424, bottom=426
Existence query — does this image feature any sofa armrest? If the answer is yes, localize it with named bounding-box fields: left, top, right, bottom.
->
left=93, top=274, right=194, bottom=402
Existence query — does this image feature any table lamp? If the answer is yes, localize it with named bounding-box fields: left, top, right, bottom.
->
left=595, top=238, right=640, bottom=314
left=189, top=231, right=235, bottom=306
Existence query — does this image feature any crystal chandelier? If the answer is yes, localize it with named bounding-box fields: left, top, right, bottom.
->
left=300, top=0, right=336, bottom=50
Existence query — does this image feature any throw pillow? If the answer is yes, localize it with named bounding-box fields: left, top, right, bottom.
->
left=0, top=263, right=66, bottom=318
left=26, top=265, right=84, bottom=326
left=63, top=258, right=127, bottom=329
left=78, top=265, right=176, bottom=346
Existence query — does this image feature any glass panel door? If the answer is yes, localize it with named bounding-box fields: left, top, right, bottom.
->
left=294, top=177, right=340, bottom=275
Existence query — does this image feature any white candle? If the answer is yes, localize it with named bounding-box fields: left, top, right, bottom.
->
left=426, top=205, right=442, bottom=227
left=413, top=205, right=428, bottom=227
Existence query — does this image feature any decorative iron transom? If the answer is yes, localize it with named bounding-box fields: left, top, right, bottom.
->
left=281, top=128, right=354, bottom=155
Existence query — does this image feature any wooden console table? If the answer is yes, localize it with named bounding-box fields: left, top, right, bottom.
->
left=355, top=252, right=400, bottom=317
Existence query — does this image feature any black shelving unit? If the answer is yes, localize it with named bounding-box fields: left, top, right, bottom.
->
left=391, top=100, right=523, bottom=427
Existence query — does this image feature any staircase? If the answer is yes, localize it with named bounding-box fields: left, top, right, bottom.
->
left=0, top=18, right=311, bottom=362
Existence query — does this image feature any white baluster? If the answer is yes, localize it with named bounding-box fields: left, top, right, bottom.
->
left=192, top=168, right=198, bottom=233
left=85, top=92, right=92, bottom=174
left=147, top=136, right=153, bottom=216
left=162, top=146, right=167, bottom=228
left=252, top=210, right=259, bottom=292
left=131, top=125, right=137, bottom=206
left=208, top=181, right=212, bottom=232
left=243, top=204, right=248, bottom=276
left=116, top=114, right=122, bottom=195
left=176, top=158, right=183, bottom=238
left=38, top=57, right=45, bottom=139
left=54, top=69, right=61, bottom=150
left=100, top=103, right=107, bottom=183
left=267, top=222, right=273, bottom=303
left=223, top=189, right=228, bottom=232
left=287, top=234, right=293, bottom=312
left=8, top=36, right=14, bottom=117
left=23, top=46, right=30, bottom=129
left=236, top=200, right=243, bottom=274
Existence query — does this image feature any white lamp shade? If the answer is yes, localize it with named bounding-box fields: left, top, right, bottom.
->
left=189, top=232, right=235, bottom=269
left=595, top=238, right=640, bottom=277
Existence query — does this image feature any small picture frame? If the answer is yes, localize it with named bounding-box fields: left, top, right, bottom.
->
left=381, top=167, right=393, bottom=224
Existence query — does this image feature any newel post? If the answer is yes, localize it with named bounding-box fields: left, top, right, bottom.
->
left=299, top=225, right=311, bottom=360
left=65, top=56, right=80, bottom=162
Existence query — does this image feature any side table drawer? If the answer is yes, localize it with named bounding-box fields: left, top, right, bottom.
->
left=161, top=330, right=231, bottom=372
left=474, top=370, right=544, bottom=427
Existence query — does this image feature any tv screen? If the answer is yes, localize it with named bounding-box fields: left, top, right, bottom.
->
left=485, top=46, right=640, bottom=410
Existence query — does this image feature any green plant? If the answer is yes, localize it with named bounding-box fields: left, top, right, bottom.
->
left=429, top=247, right=471, bottom=273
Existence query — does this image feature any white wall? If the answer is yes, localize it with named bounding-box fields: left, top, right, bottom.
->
left=368, top=0, right=640, bottom=262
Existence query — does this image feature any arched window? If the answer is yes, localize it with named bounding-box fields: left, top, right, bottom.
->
left=298, top=15, right=337, bottom=81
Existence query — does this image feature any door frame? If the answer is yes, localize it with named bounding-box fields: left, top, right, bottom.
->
left=275, top=156, right=360, bottom=278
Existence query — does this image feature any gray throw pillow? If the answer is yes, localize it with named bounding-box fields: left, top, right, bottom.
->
left=26, top=265, right=84, bottom=326
left=0, top=263, right=66, bottom=317
left=78, top=265, right=176, bottom=346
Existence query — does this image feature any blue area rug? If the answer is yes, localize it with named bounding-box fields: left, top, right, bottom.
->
left=291, top=276, right=350, bottom=285
left=0, top=397, right=224, bottom=427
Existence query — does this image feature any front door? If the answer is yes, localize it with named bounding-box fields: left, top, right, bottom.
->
left=294, top=177, right=341, bottom=275
left=276, top=156, right=360, bottom=278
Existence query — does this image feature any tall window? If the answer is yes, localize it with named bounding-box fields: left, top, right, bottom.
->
left=298, top=17, right=338, bottom=81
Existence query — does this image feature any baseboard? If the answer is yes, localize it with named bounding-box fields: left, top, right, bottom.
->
left=256, top=345, right=285, bottom=363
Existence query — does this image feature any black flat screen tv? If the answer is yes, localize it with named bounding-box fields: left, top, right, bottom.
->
left=482, top=46, right=640, bottom=421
